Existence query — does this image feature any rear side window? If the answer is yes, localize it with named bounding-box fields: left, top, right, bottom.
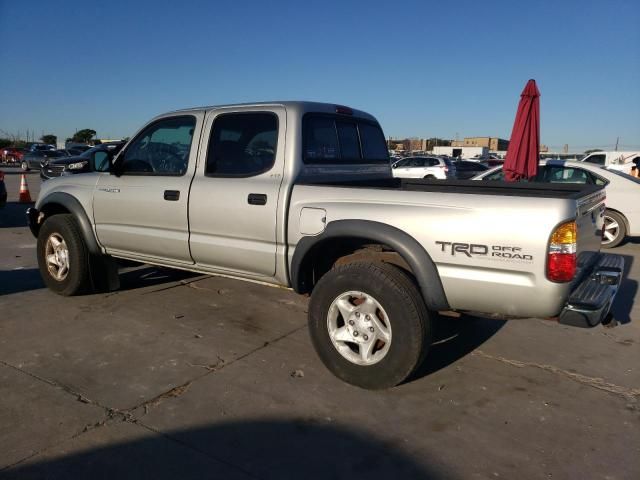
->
left=206, top=113, right=278, bottom=177
left=303, top=115, right=389, bottom=164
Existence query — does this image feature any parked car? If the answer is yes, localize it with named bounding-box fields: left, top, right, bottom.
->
left=0, top=170, right=6, bottom=208
left=64, top=144, right=93, bottom=156
left=454, top=160, right=489, bottom=179
left=473, top=159, right=640, bottom=247
left=41, top=142, right=125, bottom=180
left=1, top=147, right=27, bottom=164
left=580, top=150, right=640, bottom=175
left=391, top=156, right=456, bottom=179
left=20, top=150, right=68, bottom=171
left=28, top=143, right=56, bottom=152
left=28, top=102, right=622, bottom=389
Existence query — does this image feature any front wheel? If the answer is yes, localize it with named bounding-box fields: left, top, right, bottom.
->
left=37, top=214, right=92, bottom=295
left=308, top=262, right=431, bottom=389
left=601, top=210, right=627, bottom=248
left=21, top=161, right=30, bottom=171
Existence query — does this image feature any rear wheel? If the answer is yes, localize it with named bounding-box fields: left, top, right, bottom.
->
left=308, top=261, right=431, bottom=389
left=601, top=210, right=626, bottom=248
left=37, top=214, right=92, bottom=295
left=21, top=161, right=30, bottom=171
left=423, top=174, right=436, bottom=179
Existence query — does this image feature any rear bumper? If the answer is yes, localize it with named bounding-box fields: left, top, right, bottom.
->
left=559, top=254, right=624, bottom=328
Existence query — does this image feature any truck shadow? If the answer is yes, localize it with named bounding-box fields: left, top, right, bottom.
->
left=408, top=314, right=506, bottom=383
left=0, top=268, right=44, bottom=295
left=118, top=265, right=200, bottom=292
left=0, top=202, right=31, bottom=228
left=610, top=254, right=636, bottom=325
left=2, top=420, right=451, bottom=480
left=0, top=265, right=199, bottom=296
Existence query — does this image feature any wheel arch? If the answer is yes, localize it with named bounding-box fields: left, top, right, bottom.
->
left=291, top=220, right=449, bottom=311
left=604, top=207, right=630, bottom=235
left=32, top=192, right=101, bottom=255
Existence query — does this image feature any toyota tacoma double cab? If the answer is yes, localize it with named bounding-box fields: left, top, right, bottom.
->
left=27, top=101, right=624, bottom=389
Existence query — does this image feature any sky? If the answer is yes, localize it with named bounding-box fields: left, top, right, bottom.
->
left=0, top=0, right=638, bottom=152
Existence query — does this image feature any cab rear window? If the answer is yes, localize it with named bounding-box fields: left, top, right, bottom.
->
left=303, top=115, right=389, bottom=164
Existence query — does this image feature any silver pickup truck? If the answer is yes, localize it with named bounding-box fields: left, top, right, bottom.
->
left=27, top=101, right=624, bottom=389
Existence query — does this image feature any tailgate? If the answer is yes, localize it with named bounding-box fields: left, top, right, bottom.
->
left=573, top=188, right=606, bottom=283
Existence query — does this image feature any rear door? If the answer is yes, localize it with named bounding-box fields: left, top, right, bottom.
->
left=93, top=113, right=203, bottom=263
left=188, top=107, right=286, bottom=277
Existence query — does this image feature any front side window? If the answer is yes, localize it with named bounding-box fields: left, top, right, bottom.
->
left=394, top=158, right=411, bottom=168
left=121, top=116, right=195, bottom=175
left=206, top=112, right=278, bottom=177
left=583, top=154, right=606, bottom=165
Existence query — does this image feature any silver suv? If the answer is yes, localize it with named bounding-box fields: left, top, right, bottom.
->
left=391, top=156, right=456, bottom=179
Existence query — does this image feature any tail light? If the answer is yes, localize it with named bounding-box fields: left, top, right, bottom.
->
left=547, top=221, right=577, bottom=282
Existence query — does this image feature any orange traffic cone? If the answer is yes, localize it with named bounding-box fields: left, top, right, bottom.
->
left=19, top=174, right=32, bottom=203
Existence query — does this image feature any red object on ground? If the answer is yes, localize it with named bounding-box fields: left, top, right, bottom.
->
left=503, top=79, right=541, bottom=182
left=19, top=174, right=32, bottom=203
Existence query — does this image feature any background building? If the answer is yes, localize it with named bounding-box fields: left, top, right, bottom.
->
left=452, top=137, right=510, bottom=151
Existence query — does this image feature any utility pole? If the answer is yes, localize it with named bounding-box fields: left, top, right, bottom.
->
left=615, top=137, right=619, bottom=151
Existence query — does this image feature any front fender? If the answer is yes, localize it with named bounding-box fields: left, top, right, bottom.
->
left=30, top=192, right=101, bottom=255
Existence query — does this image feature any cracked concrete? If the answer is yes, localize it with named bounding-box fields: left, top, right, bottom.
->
left=0, top=173, right=638, bottom=479
left=472, top=350, right=640, bottom=401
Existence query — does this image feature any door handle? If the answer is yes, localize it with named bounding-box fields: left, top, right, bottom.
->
left=164, top=190, right=180, bottom=201
left=247, top=193, right=267, bottom=206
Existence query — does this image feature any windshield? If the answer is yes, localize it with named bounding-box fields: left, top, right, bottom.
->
left=79, top=143, right=124, bottom=158
left=79, top=146, right=105, bottom=158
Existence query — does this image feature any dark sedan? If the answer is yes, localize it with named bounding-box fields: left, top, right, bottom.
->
left=41, top=142, right=124, bottom=180
left=454, top=160, right=489, bottom=179
left=21, top=150, right=68, bottom=171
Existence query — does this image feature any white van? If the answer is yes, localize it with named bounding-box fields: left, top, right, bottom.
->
left=580, top=151, right=640, bottom=174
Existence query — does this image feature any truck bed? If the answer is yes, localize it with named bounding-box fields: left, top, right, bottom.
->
left=297, top=177, right=603, bottom=199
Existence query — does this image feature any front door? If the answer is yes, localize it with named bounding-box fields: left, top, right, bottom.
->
left=188, top=107, right=286, bottom=277
left=93, top=113, right=204, bottom=264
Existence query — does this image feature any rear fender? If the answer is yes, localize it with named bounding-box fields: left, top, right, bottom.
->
left=291, top=220, right=450, bottom=311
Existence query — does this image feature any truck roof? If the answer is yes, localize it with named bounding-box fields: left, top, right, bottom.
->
left=164, top=101, right=378, bottom=122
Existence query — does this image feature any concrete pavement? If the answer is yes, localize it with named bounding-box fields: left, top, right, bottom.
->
left=0, top=171, right=638, bottom=479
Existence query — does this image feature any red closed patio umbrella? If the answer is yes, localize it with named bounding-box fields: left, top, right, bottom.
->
left=503, top=79, right=541, bottom=182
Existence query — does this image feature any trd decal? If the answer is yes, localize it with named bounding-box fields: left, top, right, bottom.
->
left=435, top=241, right=533, bottom=261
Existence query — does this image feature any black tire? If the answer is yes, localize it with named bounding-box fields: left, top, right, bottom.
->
left=308, top=261, right=431, bottom=389
left=601, top=210, right=626, bottom=249
left=37, top=214, right=92, bottom=296
left=423, top=174, right=436, bottom=179
left=21, top=161, right=30, bottom=171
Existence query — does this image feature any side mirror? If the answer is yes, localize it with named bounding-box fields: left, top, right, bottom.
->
left=109, top=150, right=125, bottom=177
left=93, top=151, right=110, bottom=172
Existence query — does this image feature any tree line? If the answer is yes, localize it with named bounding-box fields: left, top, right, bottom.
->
left=0, top=129, right=97, bottom=149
